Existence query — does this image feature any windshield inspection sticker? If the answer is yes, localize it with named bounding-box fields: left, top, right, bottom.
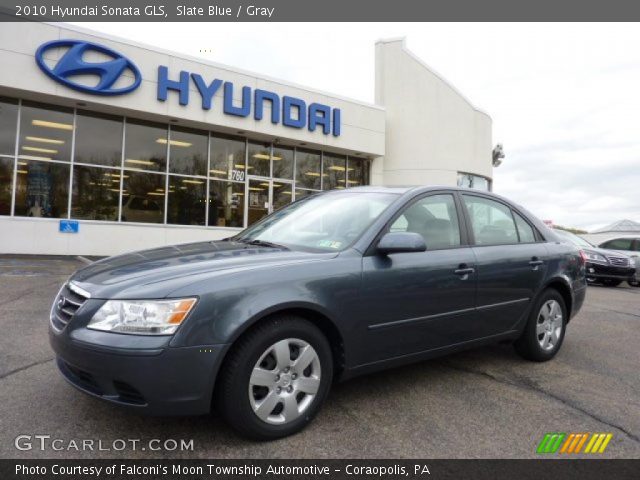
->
left=317, top=240, right=342, bottom=249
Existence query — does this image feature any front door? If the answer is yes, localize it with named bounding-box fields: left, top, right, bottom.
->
left=357, top=193, right=479, bottom=365
left=246, top=177, right=294, bottom=226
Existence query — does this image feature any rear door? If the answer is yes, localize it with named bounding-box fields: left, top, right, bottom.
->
left=358, top=192, right=479, bottom=365
left=460, top=193, right=548, bottom=336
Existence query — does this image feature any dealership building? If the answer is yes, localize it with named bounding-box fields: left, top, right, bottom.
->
left=0, top=23, right=493, bottom=256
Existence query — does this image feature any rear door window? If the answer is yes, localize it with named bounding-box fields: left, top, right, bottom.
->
left=462, top=195, right=518, bottom=245
left=513, top=212, right=537, bottom=243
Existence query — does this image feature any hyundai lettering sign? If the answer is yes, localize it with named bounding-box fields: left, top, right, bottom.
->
left=35, top=40, right=341, bottom=136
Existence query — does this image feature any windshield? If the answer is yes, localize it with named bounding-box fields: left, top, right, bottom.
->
left=235, top=191, right=399, bottom=251
left=554, top=229, right=594, bottom=248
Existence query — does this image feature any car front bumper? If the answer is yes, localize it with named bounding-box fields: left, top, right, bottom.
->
left=49, top=328, right=228, bottom=416
left=585, top=262, right=637, bottom=282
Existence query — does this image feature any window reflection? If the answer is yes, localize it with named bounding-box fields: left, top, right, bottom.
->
left=121, top=171, right=165, bottom=224
left=296, top=149, right=322, bottom=189
left=168, top=127, right=208, bottom=177
left=19, top=102, right=73, bottom=162
left=323, top=153, right=347, bottom=190
left=208, top=180, right=244, bottom=227
left=347, top=157, right=370, bottom=187
left=248, top=141, right=271, bottom=177
left=75, top=111, right=123, bottom=167
left=272, top=145, right=294, bottom=180
left=0, top=157, right=13, bottom=215
left=14, top=160, right=69, bottom=218
left=167, top=175, right=206, bottom=225
left=71, top=166, right=120, bottom=221
left=124, top=120, right=167, bottom=172
left=294, top=189, right=317, bottom=201
left=0, top=97, right=19, bottom=155
left=210, top=134, right=246, bottom=181
left=457, top=172, right=491, bottom=191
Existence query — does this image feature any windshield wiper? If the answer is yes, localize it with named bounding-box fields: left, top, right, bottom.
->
left=243, top=239, right=289, bottom=250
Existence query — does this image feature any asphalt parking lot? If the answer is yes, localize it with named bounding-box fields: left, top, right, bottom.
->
left=0, top=255, right=639, bottom=459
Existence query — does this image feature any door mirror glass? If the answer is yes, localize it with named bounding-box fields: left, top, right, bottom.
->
left=377, top=232, right=427, bottom=255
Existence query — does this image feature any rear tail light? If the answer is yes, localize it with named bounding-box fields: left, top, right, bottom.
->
left=578, top=250, right=587, bottom=266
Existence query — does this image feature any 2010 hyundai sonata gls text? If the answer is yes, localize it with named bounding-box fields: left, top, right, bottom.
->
left=50, top=186, right=586, bottom=439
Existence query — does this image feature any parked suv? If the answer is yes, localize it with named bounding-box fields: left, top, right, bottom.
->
left=50, top=187, right=586, bottom=439
left=554, top=229, right=638, bottom=287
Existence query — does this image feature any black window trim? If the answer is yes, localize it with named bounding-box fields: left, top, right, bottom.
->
left=364, top=189, right=470, bottom=256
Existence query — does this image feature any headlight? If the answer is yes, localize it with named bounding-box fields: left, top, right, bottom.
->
left=88, top=298, right=197, bottom=335
left=584, top=252, right=607, bottom=263
left=629, top=257, right=636, bottom=267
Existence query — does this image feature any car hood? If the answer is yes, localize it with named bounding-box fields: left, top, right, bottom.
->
left=70, top=240, right=337, bottom=299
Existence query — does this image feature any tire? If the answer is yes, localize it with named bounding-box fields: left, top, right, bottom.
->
left=628, top=280, right=640, bottom=287
left=602, top=279, right=622, bottom=287
left=514, top=289, right=567, bottom=362
left=216, top=315, right=333, bottom=440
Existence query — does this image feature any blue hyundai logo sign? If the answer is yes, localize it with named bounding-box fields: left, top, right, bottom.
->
left=35, top=40, right=142, bottom=96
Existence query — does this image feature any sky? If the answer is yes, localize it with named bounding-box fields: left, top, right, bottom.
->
left=75, top=22, right=640, bottom=231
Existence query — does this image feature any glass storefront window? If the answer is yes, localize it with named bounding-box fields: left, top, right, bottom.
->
left=124, top=120, right=167, bottom=172
left=19, top=102, right=73, bottom=162
left=71, top=166, right=120, bottom=221
left=168, top=127, right=208, bottom=177
left=74, top=111, right=123, bottom=167
left=167, top=175, right=206, bottom=225
left=210, top=134, right=246, bottom=181
left=248, top=141, right=271, bottom=177
left=457, top=172, right=491, bottom=191
left=272, top=145, right=294, bottom=180
left=14, top=160, right=69, bottom=218
left=272, top=182, right=293, bottom=211
left=0, top=97, right=19, bottom=155
left=208, top=180, right=244, bottom=228
left=296, top=149, right=322, bottom=189
left=323, top=153, right=347, bottom=190
left=121, top=171, right=165, bottom=224
left=347, top=157, right=370, bottom=187
left=294, top=189, right=317, bottom=201
left=0, top=96, right=376, bottom=228
left=0, top=157, right=13, bottom=215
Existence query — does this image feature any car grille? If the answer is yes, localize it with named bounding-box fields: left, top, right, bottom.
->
left=607, top=256, right=630, bottom=267
left=51, top=283, right=89, bottom=331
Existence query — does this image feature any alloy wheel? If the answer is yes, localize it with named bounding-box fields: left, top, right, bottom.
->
left=536, top=299, right=563, bottom=351
left=248, top=338, right=321, bottom=425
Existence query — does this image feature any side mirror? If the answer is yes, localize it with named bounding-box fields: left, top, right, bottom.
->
left=377, top=232, right=427, bottom=255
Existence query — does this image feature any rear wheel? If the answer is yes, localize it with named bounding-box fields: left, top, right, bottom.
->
left=514, top=289, right=567, bottom=362
left=216, top=315, right=333, bottom=440
left=602, top=279, right=622, bottom=287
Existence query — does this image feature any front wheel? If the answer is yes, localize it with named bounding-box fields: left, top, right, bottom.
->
left=514, top=289, right=567, bottom=362
left=216, top=315, right=333, bottom=440
left=628, top=279, right=640, bottom=287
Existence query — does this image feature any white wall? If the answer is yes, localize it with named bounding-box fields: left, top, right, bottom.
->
left=375, top=38, right=493, bottom=187
left=0, top=217, right=236, bottom=256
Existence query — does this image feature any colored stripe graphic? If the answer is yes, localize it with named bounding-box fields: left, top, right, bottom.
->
left=585, top=433, right=613, bottom=453
left=537, top=433, right=566, bottom=453
left=560, top=433, right=589, bottom=453
left=539, top=433, right=613, bottom=454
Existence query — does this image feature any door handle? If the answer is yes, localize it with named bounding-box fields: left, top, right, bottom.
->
left=529, top=257, right=544, bottom=269
left=454, top=267, right=475, bottom=276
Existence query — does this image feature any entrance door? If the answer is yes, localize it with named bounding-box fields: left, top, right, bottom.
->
left=246, top=177, right=294, bottom=226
